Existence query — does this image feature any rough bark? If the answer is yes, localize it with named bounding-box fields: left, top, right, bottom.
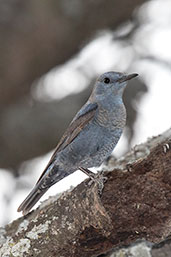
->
left=103, top=238, right=171, bottom=257
left=0, top=128, right=171, bottom=257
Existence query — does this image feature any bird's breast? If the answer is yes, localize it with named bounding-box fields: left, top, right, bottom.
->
left=94, top=104, right=126, bottom=130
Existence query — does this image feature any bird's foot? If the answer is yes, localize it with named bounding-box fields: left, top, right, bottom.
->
left=79, top=167, right=107, bottom=195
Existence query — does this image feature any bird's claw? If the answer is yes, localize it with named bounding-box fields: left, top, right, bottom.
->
left=79, top=167, right=107, bottom=195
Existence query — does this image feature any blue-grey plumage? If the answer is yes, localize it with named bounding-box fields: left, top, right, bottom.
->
left=17, top=71, right=138, bottom=215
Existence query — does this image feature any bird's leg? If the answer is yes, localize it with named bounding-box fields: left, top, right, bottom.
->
left=79, top=167, right=96, bottom=180
left=79, top=167, right=107, bottom=194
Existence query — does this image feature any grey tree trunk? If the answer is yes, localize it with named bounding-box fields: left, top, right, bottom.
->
left=0, top=128, right=171, bottom=257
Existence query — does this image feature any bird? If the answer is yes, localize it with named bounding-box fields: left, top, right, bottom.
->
left=17, top=71, right=138, bottom=215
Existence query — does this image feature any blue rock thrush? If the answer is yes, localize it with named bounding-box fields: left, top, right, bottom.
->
left=18, top=71, right=138, bottom=215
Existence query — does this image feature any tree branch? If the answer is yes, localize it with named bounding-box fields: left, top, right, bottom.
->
left=1, top=128, right=171, bottom=257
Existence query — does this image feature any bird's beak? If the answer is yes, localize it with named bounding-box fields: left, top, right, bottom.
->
left=118, top=73, right=138, bottom=83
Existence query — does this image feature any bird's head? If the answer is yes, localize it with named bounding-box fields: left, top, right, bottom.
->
left=91, top=71, right=138, bottom=102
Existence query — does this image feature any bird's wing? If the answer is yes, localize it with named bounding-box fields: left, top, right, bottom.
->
left=36, top=102, right=98, bottom=184
left=55, top=102, right=98, bottom=152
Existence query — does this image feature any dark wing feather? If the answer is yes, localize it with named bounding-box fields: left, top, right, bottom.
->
left=36, top=102, right=98, bottom=184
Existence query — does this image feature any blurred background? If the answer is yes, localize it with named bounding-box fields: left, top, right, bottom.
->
left=0, top=0, right=171, bottom=226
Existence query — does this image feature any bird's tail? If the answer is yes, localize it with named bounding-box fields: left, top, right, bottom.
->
left=17, top=162, right=57, bottom=215
left=17, top=184, right=48, bottom=215
left=17, top=163, right=69, bottom=215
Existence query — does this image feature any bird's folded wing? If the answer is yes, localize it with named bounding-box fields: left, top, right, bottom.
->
left=36, top=102, right=98, bottom=184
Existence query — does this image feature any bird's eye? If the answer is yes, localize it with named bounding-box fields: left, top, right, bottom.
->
left=104, top=77, right=110, bottom=84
